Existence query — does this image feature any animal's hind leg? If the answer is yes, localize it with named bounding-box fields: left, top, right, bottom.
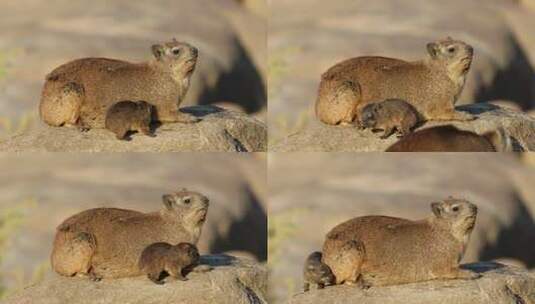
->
left=40, top=82, right=85, bottom=127
left=316, top=78, right=361, bottom=125
left=51, top=231, right=96, bottom=278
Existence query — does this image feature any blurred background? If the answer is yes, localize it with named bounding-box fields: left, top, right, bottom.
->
left=0, top=0, right=267, bottom=140
left=0, top=153, right=267, bottom=299
left=268, top=0, right=535, bottom=144
left=268, top=153, right=535, bottom=303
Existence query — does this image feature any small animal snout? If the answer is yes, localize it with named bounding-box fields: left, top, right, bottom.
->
left=190, top=47, right=198, bottom=58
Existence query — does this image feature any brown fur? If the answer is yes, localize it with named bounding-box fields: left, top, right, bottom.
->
left=359, top=99, right=419, bottom=139
left=105, top=100, right=154, bottom=140
left=50, top=189, right=209, bottom=279
left=303, top=251, right=335, bottom=291
left=322, top=197, right=480, bottom=287
left=40, top=39, right=200, bottom=129
left=385, top=125, right=509, bottom=152
left=315, top=37, right=475, bottom=125
left=139, top=242, right=200, bottom=284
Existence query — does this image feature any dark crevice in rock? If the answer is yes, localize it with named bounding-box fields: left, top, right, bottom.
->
left=504, top=284, right=526, bottom=304
left=197, top=36, right=266, bottom=114
left=224, top=129, right=248, bottom=152
left=479, top=193, right=535, bottom=267
left=474, top=32, right=535, bottom=111
left=209, top=184, right=267, bottom=261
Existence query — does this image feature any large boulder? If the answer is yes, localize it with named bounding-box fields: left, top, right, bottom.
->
left=0, top=106, right=267, bottom=152
left=269, top=0, right=535, bottom=140
left=2, top=255, right=267, bottom=304
left=0, top=153, right=267, bottom=291
left=268, top=153, right=535, bottom=303
left=290, top=263, right=535, bottom=304
left=0, top=0, right=265, bottom=121
left=271, top=103, right=535, bottom=151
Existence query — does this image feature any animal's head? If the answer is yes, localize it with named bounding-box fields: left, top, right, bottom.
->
left=360, top=103, right=382, bottom=128
left=175, top=242, right=200, bottom=264
left=426, top=37, right=473, bottom=77
left=161, top=189, right=209, bottom=226
left=135, top=100, right=155, bottom=123
left=151, top=39, right=198, bottom=79
left=431, top=196, right=477, bottom=234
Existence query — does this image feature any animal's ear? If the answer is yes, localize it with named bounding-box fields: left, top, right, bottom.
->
left=431, top=202, right=443, bottom=217
left=151, top=44, right=165, bottom=60
left=426, top=42, right=438, bottom=58
left=162, top=194, right=175, bottom=210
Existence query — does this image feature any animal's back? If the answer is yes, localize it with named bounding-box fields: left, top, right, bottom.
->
left=42, top=58, right=179, bottom=128
left=386, top=125, right=496, bottom=152
left=54, top=207, right=190, bottom=278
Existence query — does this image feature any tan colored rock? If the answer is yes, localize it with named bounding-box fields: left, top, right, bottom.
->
left=290, top=263, right=535, bottom=304
left=2, top=255, right=267, bottom=304
left=0, top=106, right=267, bottom=152
left=271, top=103, right=535, bottom=151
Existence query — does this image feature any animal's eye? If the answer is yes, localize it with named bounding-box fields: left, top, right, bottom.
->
left=183, top=198, right=191, bottom=204
left=447, top=46, right=456, bottom=53
left=172, top=48, right=181, bottom=55
left=452, top=206, right=459, bottom=212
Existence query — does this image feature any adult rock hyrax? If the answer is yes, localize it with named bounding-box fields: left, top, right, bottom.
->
left=359, top=99, right=419, bottom=139
left=322, top=197, right=480, bottom=287
left=39, top=39, right=200, bottom=130
left=315, top=37, right=475, bottom=125
left=51, top=189, right=209, bottom=280
left=105, top=100, right=154, bottom=140
left=139, top=242, right=200, bottom=284
left=303, top=251, right=335, bottom=292
left=386, top=125, right=511, bottom=152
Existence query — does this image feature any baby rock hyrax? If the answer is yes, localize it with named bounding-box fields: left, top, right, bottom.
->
left=139, top=242, right=200, bottom=284
left=303, top=251, right=335, bottom=292
left=51, top=189, right=209, bottom=280
left=322, top=197, right=480, bottom=287
left=316, top=37, right=475, bottom=125
left=105, top=100, right=154, bottom=140
left=40, top=39, right=200, bottom=130
left=359, top=99, right=419, bottom=138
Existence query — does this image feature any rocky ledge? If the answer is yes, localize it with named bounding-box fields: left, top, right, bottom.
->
left=271, top=103, right=535, bottom=152
left=2, top=255, right=267, bottom=304
left=290, top=262, right=535, bottom=304
left=0, top=106, right=267, bottom=152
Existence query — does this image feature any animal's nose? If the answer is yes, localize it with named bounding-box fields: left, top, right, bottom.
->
left=191, top=47, right=198, bottom=58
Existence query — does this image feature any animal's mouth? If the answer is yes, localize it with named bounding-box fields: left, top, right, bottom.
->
left=196, top=208, right=208, bottom=223
left=183, top=59, right=197, bottom=75
left=460, top=57, right=472, bottom=73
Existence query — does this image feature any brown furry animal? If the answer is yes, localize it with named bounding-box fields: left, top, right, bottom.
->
left=303, top=251, right=335, bottom=292
left=322, top=197, right=480, bottom=287
left=315, top=37, right=475, bottom=125
left=139, top=242, right=200, bottom=284
left=386, top=125, right=510, bottom=152
left=51, top=189, right=209, bottom=280
left=105, top=100, right=154, bottom=140
left=359, top=99, right=419, bottom=138
left=40, top=39, right=200, bottom=130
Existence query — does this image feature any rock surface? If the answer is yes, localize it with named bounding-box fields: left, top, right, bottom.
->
left=0, top=153, right=267, bottom=291
left=0, top=0, right=265, bottom=120
left=271, top=103, right=535, bottom=152
left=290, top=262, right=535, bottom=304
left=0, top=106, right=267, bottom=152
left=2, top=255, right=267, bottom=304
left=268, top=153, right=535, bottom=303
left=268, top=0, right=535, bottom=141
